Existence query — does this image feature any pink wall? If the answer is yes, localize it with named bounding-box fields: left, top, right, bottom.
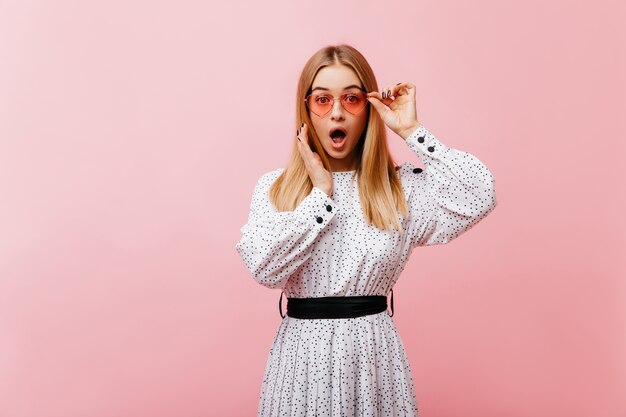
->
left=1, top=0, right=624, bottom=416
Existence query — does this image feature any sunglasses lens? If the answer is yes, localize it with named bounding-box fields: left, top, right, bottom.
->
left=306, top=92, right=368, bottom=116
left=342, top=92, right=368, bottom=114
left=306, top=95, right=329, bottom=116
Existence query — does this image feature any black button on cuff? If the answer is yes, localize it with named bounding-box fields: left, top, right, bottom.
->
left=412, top=167, right=423, bottom=173
left=427, top=146, right=435, bottom=152
left=417, top=136, right=425, bottom=143
left=326, top=204, right=332, bottom=212
left=316, top=216, right=323, bottom=224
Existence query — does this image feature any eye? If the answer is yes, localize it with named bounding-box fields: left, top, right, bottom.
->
left=346, top=94, right=359, bottom=103
left=316, top=95, right=331, bottom=104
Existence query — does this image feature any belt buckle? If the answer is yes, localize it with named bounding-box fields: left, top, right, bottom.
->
left=279, top=290, right=286, bottom=318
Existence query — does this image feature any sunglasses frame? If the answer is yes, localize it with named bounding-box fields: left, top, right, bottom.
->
left=304, top=90, right=370, bottom=117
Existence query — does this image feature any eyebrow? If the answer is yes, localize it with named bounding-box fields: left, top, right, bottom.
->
left=311, top=84, right=364, bottom=92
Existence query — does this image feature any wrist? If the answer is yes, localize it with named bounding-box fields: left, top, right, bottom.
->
left=314, top=185, right=332, bottom=197
left=398, top=122, right=421, bottom=140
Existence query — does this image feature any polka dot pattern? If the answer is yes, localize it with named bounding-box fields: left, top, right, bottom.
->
left=235, top=125, right=497, bottom=416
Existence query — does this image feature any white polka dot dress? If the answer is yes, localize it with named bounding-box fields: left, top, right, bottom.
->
left=235, top=125, right=497, bottom=416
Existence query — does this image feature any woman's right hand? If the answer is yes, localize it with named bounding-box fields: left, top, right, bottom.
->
left=296, top=123, right=333, bottom=197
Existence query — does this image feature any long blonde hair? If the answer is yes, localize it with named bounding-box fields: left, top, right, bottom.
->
left=269, top=44, right=409, bottom=233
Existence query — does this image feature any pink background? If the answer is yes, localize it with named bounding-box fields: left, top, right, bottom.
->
left=1, top=0, right=625, bottom=416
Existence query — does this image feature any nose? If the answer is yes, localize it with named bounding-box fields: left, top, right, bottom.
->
left=330, top=98, right=345, bottom=120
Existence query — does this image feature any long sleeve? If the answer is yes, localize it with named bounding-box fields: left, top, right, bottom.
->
left=235, top=169, right=338, bottom=289
left=404, top=125, right=497, bottom=247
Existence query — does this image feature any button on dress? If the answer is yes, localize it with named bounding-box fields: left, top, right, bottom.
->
left=235, top=125, right=498, bottom=416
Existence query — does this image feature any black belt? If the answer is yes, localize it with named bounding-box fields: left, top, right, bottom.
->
left=279, top=289, right=394, bottom=319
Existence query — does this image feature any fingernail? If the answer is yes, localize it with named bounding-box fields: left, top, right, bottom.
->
left=387, top=90, right=391, bottom=96
left=301, top=122, right=304, bottom=127
left=396, top=82, right=401, bottom=85
left=382, top=92, right=386, bottom=99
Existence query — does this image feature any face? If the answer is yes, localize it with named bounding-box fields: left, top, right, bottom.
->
left=307, top=64, right=369, bottom=171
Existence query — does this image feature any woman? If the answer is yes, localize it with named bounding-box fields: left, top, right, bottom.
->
left=235, top=44, right=497, bottom=416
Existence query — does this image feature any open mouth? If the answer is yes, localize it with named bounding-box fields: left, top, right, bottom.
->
left=329, top=127, right=348, bottom=148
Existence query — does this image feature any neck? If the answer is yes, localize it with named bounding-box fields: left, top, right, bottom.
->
left=329, top=158, right=357, bottom=172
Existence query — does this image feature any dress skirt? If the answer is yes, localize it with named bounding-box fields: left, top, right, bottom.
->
left=257, top=310, right=419, bottom=416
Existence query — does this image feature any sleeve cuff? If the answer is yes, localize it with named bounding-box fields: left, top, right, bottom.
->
left=293, top=186, right=338, bottom=227
left=405, top=124, right=449, bottom=161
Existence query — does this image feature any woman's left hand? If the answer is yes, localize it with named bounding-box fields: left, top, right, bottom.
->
left=367, top=82, right=420, bottom=140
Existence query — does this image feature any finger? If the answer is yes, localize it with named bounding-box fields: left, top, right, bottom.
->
left=386, top=82, right=414, bottom=100
left=367, top=89, right=392, bottom=102
left=297, top=123, right=308, bottom=144
left=383, top=85, right=395, bottom=103
left=296, top=136, right=312, bottom=171
left=296, top=125, right=308, bottom=157
left=392, top=82, right=407, bottom=97
left=297, top=123, right=309, bottom=147
left=366, top=95, right=390, bottom=117
left=366, top=91, right=382, bottom=100
left=396, top=82, right=416, bottom=98
left=380, top=85, right=392, bottom=101
left=299, top=125, right=324, bottom=168
left=297, top=124, right=314, bottom=160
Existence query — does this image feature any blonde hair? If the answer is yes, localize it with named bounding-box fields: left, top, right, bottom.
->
left=269, top=44, right=409, bottom=233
